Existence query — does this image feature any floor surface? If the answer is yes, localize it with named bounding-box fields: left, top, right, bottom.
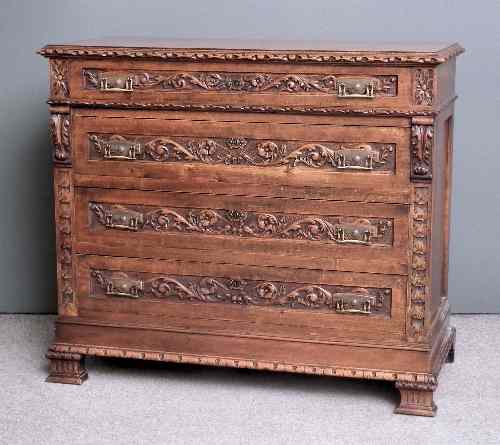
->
left=1, top=315, right=499, bottom=445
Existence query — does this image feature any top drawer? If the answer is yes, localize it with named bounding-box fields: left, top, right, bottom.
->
left=65, top=60, right=412, bottom=110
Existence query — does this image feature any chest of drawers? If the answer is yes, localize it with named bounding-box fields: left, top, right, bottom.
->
left=40, top=39, right=463, bottom=416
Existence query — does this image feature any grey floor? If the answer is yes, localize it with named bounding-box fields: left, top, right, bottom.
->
left=0, top=315, right=499, bottom=445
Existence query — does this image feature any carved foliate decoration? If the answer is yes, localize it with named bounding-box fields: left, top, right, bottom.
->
left=49, top=113, right=71, bottom=164
left=408, top=186, right=431, bottom=340
left=89, top=202, right=394, bottom=246
left=91, top=269, right=391, bottom=316
left=414, top=69, right=433, bottom=106
left=54, top=169, right=76, bottom=316
left=89, top=134, right=395, bottom=172
left=411, top=124, right=433, bottom=180
left=50, top=60, right=69, bottom=97
left=39, top=43, right=465, bottom=65
left=84, top=69, right=397, bottom=96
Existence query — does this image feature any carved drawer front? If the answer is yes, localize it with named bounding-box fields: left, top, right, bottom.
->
left=66, top=59, right=411, bottom=109
left=73, top=109, right=411, bottom=203
left=75, top=255, right=407, bottom=343
left=75, top=188, right=409, bottom=276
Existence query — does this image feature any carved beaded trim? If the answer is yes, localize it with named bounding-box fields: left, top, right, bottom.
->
left=89, top=134, right=396, bottom=172
left=89, top=202, right=394, bottom=246
left=91, top=269, right=392, bottom=316
left=48, top=99, right=439, bottom=117
left=411, top=124, right=433, bottom=180
left=408, top=186, right=431, bottom=340
left=48, top=343, right=439, bottom=384
left=39, top=43, right=464, bottom=65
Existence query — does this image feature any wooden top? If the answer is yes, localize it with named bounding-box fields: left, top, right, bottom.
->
left=39, top=38, right=464, bottom=66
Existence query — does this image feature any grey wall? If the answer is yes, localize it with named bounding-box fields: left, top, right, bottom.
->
left=0, top=0, right=499, bottom=313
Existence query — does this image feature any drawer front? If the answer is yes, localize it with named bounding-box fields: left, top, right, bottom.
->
left=75, top=188, right=409, bottom=275
left=68, top=59, right=411, bottom=109
left=73, top=109, right=411, bottom=202
left=75, top=255, right=407, bottom=343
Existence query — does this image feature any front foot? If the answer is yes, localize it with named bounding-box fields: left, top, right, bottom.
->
left=394, top=380, right=437, bottom=417
left=46, top=347, right=88, bottom=385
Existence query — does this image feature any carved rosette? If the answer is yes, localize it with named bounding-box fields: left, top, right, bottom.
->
left=49, top=113, right=71, bottom=164
left=410, top=124, right=433, bottom=180
left=50, top=60, right=70, bottom=97
left=408, top=186, right=431, bottom=340
left=90, top=269, right=391, bottom=316
left=414, top=69, right=433, bottom=106
left=54, top=169, right=76, bottom=316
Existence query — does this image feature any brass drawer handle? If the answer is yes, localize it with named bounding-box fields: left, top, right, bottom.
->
left=99, top=76, right=134, bottom=92
left=90, top=203, right=144, bottom=231
left=337, top=78, right=375, bottom=98
left=92, top=271, right=143, bottom=299
left=334, top=292, right=383, bottom=315
left=333, top=219, right=391, bottom=245
left=334, top=144, right=389, bottom=170
left=90, top=135, right=143, bottom=160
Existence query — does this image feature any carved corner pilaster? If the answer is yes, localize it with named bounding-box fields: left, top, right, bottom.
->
left=394, top=378, right=437, bottom=417
left=49, top=59, right=70, bottom=98
left=410, top=118, right=433, bottom=180
left=408, top=185, right=431, bottom=341
left=54, top=168, right=77, bottom=316
left=46, top=347, right=87, bottom=384
left=414, top=68, right=434, bottom=106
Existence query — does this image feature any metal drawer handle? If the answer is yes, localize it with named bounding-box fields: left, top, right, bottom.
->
left=335, top=293, right=375, bottom=315
left=99, top=76, right=134, bottom=92
left=90, top=135, right=143, bottom=160
left=333, top=219, right=391, bottom=245
left=337, top=78, right=375, bottom=98
left=92, top=271, right=143, bottom=299
left=90, top=203, right=144, bottom=231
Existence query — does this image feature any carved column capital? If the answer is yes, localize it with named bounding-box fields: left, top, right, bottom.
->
left=49, top=59, right=70, bottom=98
left=49, top=112, right=71, bottom=165
left=410, top=121, right=433, bottom=180
left=414, top=68, right=434, bottom=106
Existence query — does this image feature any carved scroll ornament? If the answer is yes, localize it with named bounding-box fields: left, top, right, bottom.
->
left=50, top=114, right=71, bottom=164
left=91, top=269, right=391, bottom=316
left=89, top=203, right=394, bottom=246
left=89, top=134, right=395, bottom=172
left=84, top=69, right=397, bottom=97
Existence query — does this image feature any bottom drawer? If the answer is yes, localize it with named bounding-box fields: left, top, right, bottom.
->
left=75, top=255, right=407, bottom=344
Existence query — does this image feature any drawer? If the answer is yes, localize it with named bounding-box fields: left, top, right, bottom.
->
left=67, top=59, right=411, bottom=110
left=75, top=255, right=407, bottom=343
left=72, top=109, right=411, bottom=203
left=74, top=187, right=409, bottom=275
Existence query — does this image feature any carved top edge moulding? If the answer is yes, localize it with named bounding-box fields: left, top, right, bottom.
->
left=38, top=40, right=464, bottom=66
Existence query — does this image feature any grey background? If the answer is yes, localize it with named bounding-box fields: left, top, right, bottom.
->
left=0, top=0, right=498, bottom=313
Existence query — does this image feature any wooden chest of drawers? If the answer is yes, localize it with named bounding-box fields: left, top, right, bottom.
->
left=40, top=39, right=463, bottom=416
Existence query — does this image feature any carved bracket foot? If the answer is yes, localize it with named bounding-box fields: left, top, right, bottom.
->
left=46, top=348, right=88, bottom=385
left=394, top=380, right=437, bottom=417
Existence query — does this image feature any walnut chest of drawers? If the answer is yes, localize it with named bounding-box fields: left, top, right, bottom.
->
left=40, top=39, right=463, bottom=416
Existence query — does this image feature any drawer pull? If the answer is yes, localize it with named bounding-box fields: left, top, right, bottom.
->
left=337, top=78, right=375, bottom=98
left=89, top=135, right=143, bottom=160
left=90, top=203, right=144, bottom=231
left=92, top=271, right=144, bottom=299
left=334, top=145, right=388, bottom=171
left=99, top=76, right=134, bottom=92
left=333, top=219, right=391, bottom=245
